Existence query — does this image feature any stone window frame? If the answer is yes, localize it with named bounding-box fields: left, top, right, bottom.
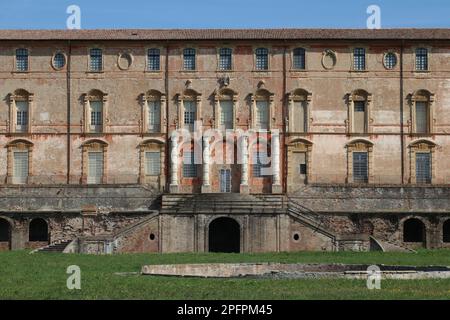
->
left=176, top=87, right=202, bottom=131
left=138, top=138, right=165, bottom=188
left=253, top=46, right=271, bottom=72
left=82, top=89, right=109, bottom=134
left=287, top=88, right=312, bottom=133
left=290, top=46, right=308, bottom=71
left=81, top=139, right=108, bottom=184
left=87, top=46, right=104, bottom=73
left=216, top=46, right=234, bottom=72
left=346, top=139, right=374, bottom=184
left=213, top=87, right=238, bottom=131
left=382, top=50, right=399, bottom=70
left=250, top=83, right=275, bottom=131
left=8, top=89, right=34, bottom=134
left=287, top=138, right=313, bottom=186
left=6, top=139, right=34, bottom=185
left=51, top=50, right=67, bottom=71
left=350, top=45, right=369, bottom=72
left=413, top=45, right=432, bottom=73
left=13, top=47, right=30, bottom=72
left=408, top=89, right=435, bottom=135
left=139, top=90, right=167, bottom=134
left=346, top=89, right=373, bottom=134
left=408, top=139, right=437, bottom=184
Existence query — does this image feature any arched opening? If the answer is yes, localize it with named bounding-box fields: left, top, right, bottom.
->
left=0, top=218, right=11, bottom=250
left=208, top=217, right=240, bottom=253
left=443, top=220, right=450, bottom=243
left=29, top=218, right=49, bottom=242
left=403, top=218, right=426, bottom=243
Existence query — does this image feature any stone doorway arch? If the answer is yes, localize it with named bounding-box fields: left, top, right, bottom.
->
left=208, top=217, right=240, bottom=253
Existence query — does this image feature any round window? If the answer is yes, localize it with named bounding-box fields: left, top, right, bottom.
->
left=52, top=52, right=66, bottom=70
left=383, top=52, right=397, bottom=69
left=293, top=233, right=300, bottom=241
left=149, top=233, right=155, bottom=240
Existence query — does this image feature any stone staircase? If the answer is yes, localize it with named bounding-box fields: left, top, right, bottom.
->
left=31, top=240, right=72, bottom=253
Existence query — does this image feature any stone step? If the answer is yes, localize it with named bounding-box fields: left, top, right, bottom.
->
left=36, top=240, right=72, bottom=253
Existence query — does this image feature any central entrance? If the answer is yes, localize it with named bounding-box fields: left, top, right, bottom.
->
left=208, top=217, right=240, bottom=253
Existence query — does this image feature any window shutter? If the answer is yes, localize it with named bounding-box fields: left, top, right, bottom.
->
left=353, top=152, right=368, bottom=183
left=145, top=151, right=161, bottom=176
left=415, top=102, right=428, bottom=133
left=13, top=151, right=28, bottom=184
left=220, top=100, right=233, bottom=130
left=148, top=101, right=161, bottom=132
left=88, top=152, right=103, bottom=184
left=294, top=101, right=306, bottom=132
left=416, top=153, right=431, bottom=183
left=256, top=101, right=269, bottom=129
left=354, top=101, right=366, bottom=133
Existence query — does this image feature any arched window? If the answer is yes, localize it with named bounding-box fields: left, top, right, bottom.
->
left=177, top=88, right=201, bottom=132
left=408, top=139, right=436, bottom=184
left=6, top=139, right=33, bottom=185
left=443, top=220, right=450, bottom=243
left=140, top=90, right=166, bottom=133
left=83, top=90, right=108, bottom=133
left=214, top=88, right=238, bottom=131
left=410, top=90, right=434, bottom=134
left=346, top=139, right=374, bottom=184
left=29, top=218, right=49, bottom=242
left=139, top=139, right=165, bottom=188
left=347, top=90, right=372, bottom=134
left=255, top=48, right=269, bottom=70
left=292, top=48, right=306, bottom=70
left=403, top=218, right=426, bottom=243
left=9, top=89, right=33, bottom=133
left=288, top=89, right=311, bottom=133
left=82, top=139, right=108, bottom=184
left=251, top=88, right=273, bottom=130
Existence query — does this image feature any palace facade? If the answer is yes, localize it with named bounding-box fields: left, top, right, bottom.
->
left=0, top=29, right=450, bottom=254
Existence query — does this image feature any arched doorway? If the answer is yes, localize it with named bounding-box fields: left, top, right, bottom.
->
left=403, top=218, right=426, bottom=244
left=443, top=220, right=450, bottom=243
left=208, top=217, right=240, bottom=253
left=0, top=218, right=11, bottom=251
left=29, top=218, right=49, bottom=242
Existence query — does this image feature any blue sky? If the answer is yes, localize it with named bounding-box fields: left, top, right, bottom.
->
left=0, top=0, right=448, bottom=29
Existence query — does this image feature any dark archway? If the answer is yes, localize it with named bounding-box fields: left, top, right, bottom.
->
left=403, top=218, right=426, bottom=243
left=443, top=220, right=450, bottom=243
left=208, top=217, right=240, bottom=253
left=29, top=218, right=49, bottom=242
left=0, top=219, right=11, bottom=250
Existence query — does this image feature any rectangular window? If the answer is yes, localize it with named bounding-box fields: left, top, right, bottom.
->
left=16, top=49, right=29, bottom=71
left=220, top=100, right=233, bottom=130
left=90, top=101, right=103, bottom=132
left=294, top=101, right=306, bottom=132
left=353, top=152, right=368, bottom=183
left=354, top=101, right=366, bottom=133
left=183, top=48, right=196, bottom=70
left=416, top=153, right=431, bottom=184
left=252, top=151, right=270, bottom=177
left=293, top=48, right=306, bottom=70
left=13, top=151, right=28, bottom=184
left=147, top=48, right=160, bottom=71
left=148, top=100, right=161, bottom=132
left=415, top=101, right=428, bottom=133
left=415, top=48, right=428, bottom=71
left=183, top=100, right=196, bottom=131
left=182, top=150, right=197, bottom=178
left=89, top=48, right=103, bottom=72
left=87, top=152, right=103, bottom=184
left=298, top=152, right=307, bottom=175
left=16, top=101, right=28, bottom=132
left=255, top=48, right=268, bottom=70
left=219, top=48, right=232, bottom=70
left=145, top=151, right=161, bottom=176
left=353, top=48, right=366, bottom=71
left=220, top=169, right=231, bottom=193
left=256, top=100, right=269, bottom=129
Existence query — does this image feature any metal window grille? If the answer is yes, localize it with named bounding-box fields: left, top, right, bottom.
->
left=13, top=151, right=28, bottom=184
left=90, top=101, right=103, bottom=132
left=90, top=48, right=103, bottom=71
left=220, top=100, right=233, bottom=130
left=145, top=152, right=161, bottom=176
left=16, top=101, right=28, bottom=132
left=53, top=53, right=66, bottom=69
left=353, top=152, right=368, bottom=183
left=16, top=48, right=28, bottom=71
left=256, top=100, right=269, bottom=129
left=220, top=169, right=231, bottom=192
left=293, top=48, right=306, bottom=69
left=255, top=48, right=268, bottom=70
left=415, top=101, right=428, bottom=133
left=383, top=52, right=397, bottom=69
left=183, top=48, right=196, bottom=70
left=182, top=151, right=197, bottom=177
left=416, top=48, right=428, bottom=71
left=147, top=48, right=160, bottom=71
left=184, top=100, right=196, bottom=130
left=353, top=48, right=366, bottom=71
left=87, top=152, right=103, bottom=184
left=219, top=48, right=232, bottom=70
left=252, top=151, right=270, bottom=177
left=148, top=100, right=161, bottom=132
left=416, top=153, right=431, bottom=184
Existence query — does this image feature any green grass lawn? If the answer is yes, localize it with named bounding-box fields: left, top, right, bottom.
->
left=0, top=250, right=449, bottom=299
